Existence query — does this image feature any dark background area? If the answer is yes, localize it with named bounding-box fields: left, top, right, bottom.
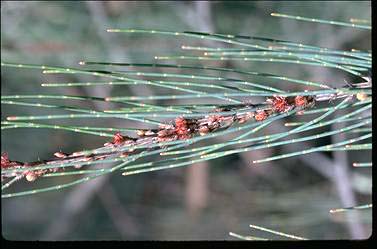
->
left=1, top=1, right=371, bottom=240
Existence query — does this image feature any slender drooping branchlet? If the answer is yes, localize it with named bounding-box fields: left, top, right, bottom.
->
left=1, top=94, right=317, bottom=185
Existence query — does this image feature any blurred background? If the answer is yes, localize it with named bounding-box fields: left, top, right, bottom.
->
left=1, top=1, right=372, bottom=240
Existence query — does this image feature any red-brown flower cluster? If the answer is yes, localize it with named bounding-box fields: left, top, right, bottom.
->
left=174, top=117, right=195, bottom=140
left=104, top=132, right=137, bottom=147
left=112, top=132, right=126, bottom=145
left=294, top=95, right=315, bottom=108
left=1, top=152, right=10, bottom=169
left=254, top=110, right=270, bottom=121
left=1, top=152, right=21, bottom=169
left=267, top=96, right=292, bottom=113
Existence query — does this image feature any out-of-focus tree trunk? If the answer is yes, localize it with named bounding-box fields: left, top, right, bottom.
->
left=185, top=162, right=209, bottom=217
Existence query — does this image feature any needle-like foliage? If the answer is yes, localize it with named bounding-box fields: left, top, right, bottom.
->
left=1, top=12, right=371, bottom=229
